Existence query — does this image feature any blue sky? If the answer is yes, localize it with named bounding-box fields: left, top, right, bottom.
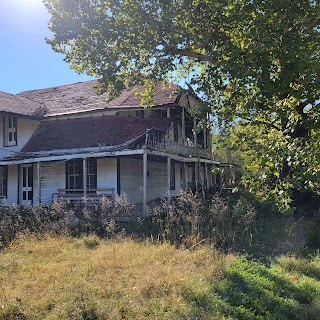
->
left=0, top=0, right=94, bottom=94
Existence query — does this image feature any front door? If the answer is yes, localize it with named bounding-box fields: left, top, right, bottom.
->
left=20, top=164, right=33, bottom=205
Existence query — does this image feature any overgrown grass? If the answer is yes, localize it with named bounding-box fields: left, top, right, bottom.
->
left=0, top=235, right=232, bottom=319
left=0, top=235, right=319, bottom=319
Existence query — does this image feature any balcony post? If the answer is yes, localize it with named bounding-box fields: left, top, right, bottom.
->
left=182, top=107, right=186, bottom=146
left=193, top=117, right=197, bottom=149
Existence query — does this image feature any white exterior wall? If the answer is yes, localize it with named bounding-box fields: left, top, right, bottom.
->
left=0, top=116, right=39, bottom=160
left=38, top=161, right=65, bottom=206
left=97, top=158, right=117, bottom=192
left=120, top=157, right=181, bottom=204
left=35, top=158, right=117, bottom=206
left=6, top=165, right=18, bottom=205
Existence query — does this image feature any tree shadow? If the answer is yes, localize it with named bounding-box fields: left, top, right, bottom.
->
left=183, top=258, right=320, bottom=320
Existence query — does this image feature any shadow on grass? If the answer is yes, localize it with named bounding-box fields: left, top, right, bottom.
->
left=184, top=257, right=320, bottom=320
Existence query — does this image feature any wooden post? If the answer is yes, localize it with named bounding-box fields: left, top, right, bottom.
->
left=205, top=163, right=209, bottom=190
left=83, top=158, right=87, bottom=197
left=117, top=157, right=121, bottom=196
left=193, top=117, right=197, bottom=148
left=182, top=107, right=186, bottom=145
left=195, top=161, right=199, bottom=190
left=143, top=153, right=147, bottom=214
left=37, top=162, right=41, bottom=204
left=167, top=156, right=171, bottom=205
left=167, top=107, right=170, bottom=118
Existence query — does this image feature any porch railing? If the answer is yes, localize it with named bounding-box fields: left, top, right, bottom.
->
left=145, top=135, right=210, bottom=159
left=53, top=188, right=115, bottom=205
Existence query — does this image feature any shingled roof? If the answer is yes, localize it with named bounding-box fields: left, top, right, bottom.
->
left=16, top=80, right=181, bottom=117
left=0, top=91, right=44, bottom=118
left=21, top=115, right=171, bottom=153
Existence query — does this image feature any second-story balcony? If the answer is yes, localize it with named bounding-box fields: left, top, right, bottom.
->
left=145, top=134, right=211, bottom=159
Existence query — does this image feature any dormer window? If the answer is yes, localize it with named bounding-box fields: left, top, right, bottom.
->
left=4, top=116, right=17, bottom=146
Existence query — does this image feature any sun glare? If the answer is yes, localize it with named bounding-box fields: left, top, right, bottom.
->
left=11, top=0, right=43, bottom=10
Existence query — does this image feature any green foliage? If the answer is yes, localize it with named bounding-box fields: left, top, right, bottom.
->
left=0, top=304, right=28, bottom=320
left=44, top=0, right=320, bottom=211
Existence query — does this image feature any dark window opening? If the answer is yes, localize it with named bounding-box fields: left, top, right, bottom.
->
left=66, top=158, right=97, bottom=193
left=0, top=166, right=8, bottom=198
left=170, top=163, right=176, bottom=191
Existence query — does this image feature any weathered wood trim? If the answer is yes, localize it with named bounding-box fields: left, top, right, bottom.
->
left=167, top=156, right=171, bottom=205
left=143, top=153, right=147, bottom=214
left=117, top=157, right=121, bottom=195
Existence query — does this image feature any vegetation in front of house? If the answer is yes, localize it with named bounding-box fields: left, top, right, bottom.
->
left=0, top=235, right=319, bottom=320
left=1, top=191, right=319, bottom=319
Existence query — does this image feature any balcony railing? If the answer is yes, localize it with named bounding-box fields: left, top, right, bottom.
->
left=145, top=135, right=211, bottom=159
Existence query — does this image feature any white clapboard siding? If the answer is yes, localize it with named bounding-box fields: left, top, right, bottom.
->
left=39, top=161, right=65, bottom=206
left=0, top=117, right=40, bottom=159
left=97, top=158, right=117, bottom=191
left=6, top=165, right=18, bottom=205
left=120, top=158, right=181, bottom=204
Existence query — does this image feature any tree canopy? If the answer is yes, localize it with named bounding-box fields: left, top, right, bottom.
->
left=44, top=0, right=320, bottom=211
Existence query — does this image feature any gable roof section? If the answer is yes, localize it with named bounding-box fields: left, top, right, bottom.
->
left=17, top=80, right=181, bottom=117
left=21, top=116, right=171, bottom=153
left=0, top=91, right=43, bottom=118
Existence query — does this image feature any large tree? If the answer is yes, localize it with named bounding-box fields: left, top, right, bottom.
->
left=44, top=0, right=320, bottom=211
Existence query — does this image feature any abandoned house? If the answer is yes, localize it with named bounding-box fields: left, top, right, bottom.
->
left=0, top=80, right=220, bottom=212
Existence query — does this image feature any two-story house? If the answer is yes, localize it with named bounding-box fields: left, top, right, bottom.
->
left=0, top=80, right=219, bottom=213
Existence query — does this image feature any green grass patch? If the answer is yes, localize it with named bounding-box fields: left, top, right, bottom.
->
left=0, top=235, right=319, bottom=319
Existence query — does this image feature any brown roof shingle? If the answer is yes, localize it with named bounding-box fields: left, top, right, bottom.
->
left=0, top=91, right=43, bottom=118
left=21, top=115, right=171, bottom=153
left=16, top=80, right=181, bottom=117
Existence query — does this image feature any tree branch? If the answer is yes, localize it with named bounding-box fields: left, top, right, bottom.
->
left=160, top=47, right=220, bottom=64
left=244, top=117, right=281, bottom=131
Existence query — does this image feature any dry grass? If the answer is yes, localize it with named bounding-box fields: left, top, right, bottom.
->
left=0, top=234, right=233, bottom=319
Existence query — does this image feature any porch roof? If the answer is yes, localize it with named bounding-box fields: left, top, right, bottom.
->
left=21, top=115, right=171, bottom=153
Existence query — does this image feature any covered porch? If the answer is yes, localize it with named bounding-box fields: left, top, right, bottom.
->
left=0, top=148, right=219, bottom=214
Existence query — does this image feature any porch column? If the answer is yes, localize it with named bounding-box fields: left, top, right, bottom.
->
left=117, top=157, right=121, bottom=196
left=37, top=162, right=41, bottom=204
left=83, top=158, right=87, bottom=197
left=195, top=161, right=199, bottom=190
left=205, top=162, right=209, bottom=190
left=143, top=153, right=148, bottom=214
left=167, top=156, right=171, bottom=205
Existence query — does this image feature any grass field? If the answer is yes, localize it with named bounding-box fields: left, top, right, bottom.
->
left=1, top=234, right=319, bottom=320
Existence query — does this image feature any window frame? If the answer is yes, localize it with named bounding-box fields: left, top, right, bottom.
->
left=66, top=158, right=97, bottom=193
left=0, top=166, right=8, bottom=198
left=3, top=115, right=17, bottom=147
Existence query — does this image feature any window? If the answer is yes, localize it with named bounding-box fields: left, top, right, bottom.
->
left=0, top=166, right=7, bottom=198
left=170, top=162, right=176, bottom=191
left=86, top=158, right=97, bottom=191
left=66, top=159, right=97, bottom=193
left=4, top=116, right=17, bottom=146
